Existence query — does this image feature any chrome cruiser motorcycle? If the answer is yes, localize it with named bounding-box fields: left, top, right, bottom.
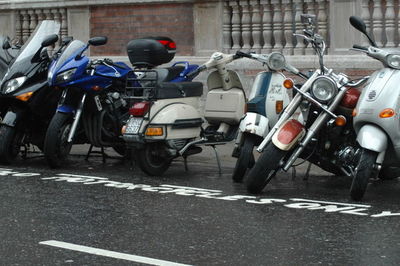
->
left=245, top=14, right=368, bottom=194
left=348, top=16, right=400, bottom=200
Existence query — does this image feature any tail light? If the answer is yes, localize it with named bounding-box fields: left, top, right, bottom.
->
left=157, top=40, right=176, bottom=50
left=129, top=101, right=150, bottom=117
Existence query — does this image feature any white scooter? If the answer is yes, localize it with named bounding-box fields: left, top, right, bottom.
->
left=349, top=16, right=400, bottom=200
left=231, top=52, right=302, bottom=182
left=123, top=51, right=249, bottom=176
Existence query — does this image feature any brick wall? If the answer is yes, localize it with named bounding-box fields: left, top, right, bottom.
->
left=90, top=3, right=194, bottom=57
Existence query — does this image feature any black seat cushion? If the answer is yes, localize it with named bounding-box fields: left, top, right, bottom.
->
left=155, top=82, right=203, bottom=99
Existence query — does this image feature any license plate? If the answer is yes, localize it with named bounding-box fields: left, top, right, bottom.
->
left=125, top=117, right=143, bottom=134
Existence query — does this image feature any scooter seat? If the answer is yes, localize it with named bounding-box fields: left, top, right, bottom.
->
left=155, top=82, right=203, bottom=99
left=154, top=66, right=185, bottom=82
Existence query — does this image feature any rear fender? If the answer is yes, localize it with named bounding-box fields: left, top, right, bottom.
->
left=272, top=119, right=305, bottom=151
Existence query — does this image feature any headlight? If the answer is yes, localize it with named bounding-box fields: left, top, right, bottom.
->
left=55, top=68, right=77, bottom=84
left=311, top=76, right=337, bottom=103
left=4, top=76, right=27, bottom=94
left=387, top=54, right=400, bottom=69
left=267, top=52, right=286, bottom=71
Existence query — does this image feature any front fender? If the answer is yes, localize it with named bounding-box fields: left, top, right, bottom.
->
left=56, top=105, right=75, bottom=114
left=272, top=119, right=305, bottom=151
left=357, top=124, right=388, bottom=152
left=239, top=112, right=269, bottom=138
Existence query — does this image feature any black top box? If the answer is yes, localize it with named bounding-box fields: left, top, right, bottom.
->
left=127, top=36, right=176, bottom=68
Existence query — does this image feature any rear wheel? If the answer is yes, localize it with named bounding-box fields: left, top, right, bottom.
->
left=136, top=143, right=172, bottom=176
left=232, top=134, right=256, bottom=183
left=44, top=112, right=74, bottom=168
left=0, top=125, right=23, bottom=164
left=245, top=142, right=287, bottom=194
left=350, top=148, right=378, bottom=201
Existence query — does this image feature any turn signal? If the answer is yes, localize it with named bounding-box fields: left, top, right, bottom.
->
left=92, top=85, right=101, bottom=91
left=335, top=115, right=347, bottom=126
left=276, top=100, right=284, bottom=114
left=145, top=127, right=163, bottom=136
left=352, top=108, right=357, bottom=117
left=283, top=78, right=294, bottom=89
left=379, top=108, right=395, bottom=118
left=121, top=125, right=127, bottom=134
left=15, top=92, right=33, bottom=102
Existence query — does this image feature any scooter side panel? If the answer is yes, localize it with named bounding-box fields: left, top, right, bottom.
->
left=239, top=112, right=269, bottom=137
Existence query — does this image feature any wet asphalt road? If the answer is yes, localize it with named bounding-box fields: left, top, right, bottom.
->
left=1, top=145, right=400, bottom=265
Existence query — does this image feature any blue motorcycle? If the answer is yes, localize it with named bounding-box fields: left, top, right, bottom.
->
left=44, top=36, right=198, bottom=168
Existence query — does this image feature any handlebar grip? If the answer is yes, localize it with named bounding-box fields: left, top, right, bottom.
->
left=353, top=44, right=368, bottom=51
left=235, top=51, right=253, bottom=58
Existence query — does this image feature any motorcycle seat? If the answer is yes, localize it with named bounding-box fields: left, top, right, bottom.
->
left=155, top=82, right=203, bottom=99
left=153, top=66, right=185, bottom=82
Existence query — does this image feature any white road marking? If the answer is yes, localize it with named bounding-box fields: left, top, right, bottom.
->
left=291, top=198, right=371, bottom=208
left=39, top=240, right=192, bottom=266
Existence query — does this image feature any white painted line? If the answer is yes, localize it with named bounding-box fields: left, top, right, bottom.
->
left=161, top=184, right=222, bottom=192
left=39, top=240, right=192, bottom=266
left=290, top=198, right=371, bottom=208
left=58, top=173, right=108, bottom=180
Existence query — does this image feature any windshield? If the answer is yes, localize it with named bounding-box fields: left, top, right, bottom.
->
left=14, top=20, right=60, bottom=65
left=52, top=40, right=86, bottom=72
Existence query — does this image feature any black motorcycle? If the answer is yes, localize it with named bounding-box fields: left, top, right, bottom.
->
left=0, top=20, right=63, bottom=163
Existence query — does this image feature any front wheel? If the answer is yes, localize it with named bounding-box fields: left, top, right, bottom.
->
left=44, top=112, right=74, bottom=168
left=232, top=134, right=256, bottom=183
left=350, top=148, right=378, bottom=201
left=245, top=142, right=287, bottom=194
left=136, top=143, right=172, bottom=176
left=0, top=125, right=23, bottom=164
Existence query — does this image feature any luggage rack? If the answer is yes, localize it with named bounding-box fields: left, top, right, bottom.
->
left=124, top=69, right=159, bottom=100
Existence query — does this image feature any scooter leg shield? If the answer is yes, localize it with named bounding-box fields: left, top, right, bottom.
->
left=239, top=112, right=270, bottom=138
left=272, top=119, right=305, bottom=151
left=356, top=124, right=388, bottom=153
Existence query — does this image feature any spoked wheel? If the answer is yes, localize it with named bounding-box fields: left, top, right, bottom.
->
left=0, top=125, right=24, bottom=164
left=245, top=142, right=287, bottom=194
left=136, top=143, right=172, bottom=176
left=232, top=134, right=256, bottom=183
left=350, top=148, right=378, bottom=201
left=44, top=112, right=74, bottom=168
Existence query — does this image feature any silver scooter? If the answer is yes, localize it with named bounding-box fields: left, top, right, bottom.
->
left=349, top=16, right=400, bottom=200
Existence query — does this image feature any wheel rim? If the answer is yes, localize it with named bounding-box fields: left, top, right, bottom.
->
left=59, top=123, right=73, bottom=159
left=144, top=144, right=168, bottom=168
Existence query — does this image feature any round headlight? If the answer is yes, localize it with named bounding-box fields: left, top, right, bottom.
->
left=387, top=54, right=400, bottom=69
left=267, top=52, right=286, bottom=71
left=311, top=76, right=337, bottom=103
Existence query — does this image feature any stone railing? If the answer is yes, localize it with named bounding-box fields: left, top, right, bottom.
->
left=222, top=0, right=400, bottom=55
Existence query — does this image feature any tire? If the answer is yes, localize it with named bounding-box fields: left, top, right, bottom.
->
left=378, top=167, right=400, bottom=180
left=350, top=148, right=378, bottom=201
left=245, top=142, right=287, bottom=194
left=136, top=143, right=172, bottom=176
left=44, top=112, right=74, bottom=168
left=232, top=134, right=256, bottom=183
left=0, top=125, right=22, bottom=164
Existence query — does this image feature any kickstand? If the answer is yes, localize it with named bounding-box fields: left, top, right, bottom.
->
left=101, top=146, right=106, bottom=163
left=210, top=145, right=222, bottom=176
left=291, top=166, right=297, bottom=180
left=21, top=145, right=28, bottom=160
left=183, top=156, right=189, bottom=171
left=304, top=162, right=312, bottom=181
left=85, top=145, right=93, bottom=161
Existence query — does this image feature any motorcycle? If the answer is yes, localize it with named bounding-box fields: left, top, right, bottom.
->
left=0, top=20, right=62, bottom=163
left=231, top=53, right=301, bottom=182
left=347, top=16, right=400, bottom=200
left=244, top=14, right=368, bottom=194
left=44, top=36, right=198, bottom=168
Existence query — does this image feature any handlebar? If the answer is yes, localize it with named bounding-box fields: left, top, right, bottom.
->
left=352, top=44, right=368, bottom=51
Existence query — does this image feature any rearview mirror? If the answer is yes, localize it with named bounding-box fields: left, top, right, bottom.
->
left=2, top=40, right=11, bottom=50
left=88, top=36, right=107, bottom=46
left=62, top=36, right=73, bottom=46
left=349, top=16, right=377, bottom=46
left=41, top=34, right=59, bottom=47
left=301, top=14, right=316, bottom=27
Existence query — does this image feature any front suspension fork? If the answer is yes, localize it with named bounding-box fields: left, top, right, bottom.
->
left=67, top=93, right=87, bottom=143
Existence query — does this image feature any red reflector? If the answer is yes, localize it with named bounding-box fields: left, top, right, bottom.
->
left=129, top=102, right=150, bottom=117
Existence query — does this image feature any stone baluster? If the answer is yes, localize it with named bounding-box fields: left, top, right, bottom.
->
left=250, top=0, right=262, bottom=52
left=223, top=1, right=232, bottom=52
left=385, top=0, right=395, bottom=47
left=271, top=0, right=283, bottom=52
left=261, top=0, right=273, bottom=53
left=316, top=0, right=328, bottom=51
left=51, top=9, right=61, bottom=51
left=241, top=0, right=252, bottom=50
left=360, top=0, right=371, bottom=46
left=230, top=1, right=242, bottom=49
left=44, top=8, right=53, bottom=20
left=303, top=0, right=315, bottom=55
left=36, top=9, right=45, bottom=24
left=282, top=0, right=294, bottom=55
left=21, top=10, right=30, bottom=43
left=293, top=0, right=305, bottom=55
left=371, top=0, right=383, bottom=47
left=15, top=11, right=22, bottom=45
left=60, top=8, right=68, bottom=40
left=28, top=10, right=37, bottom=36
